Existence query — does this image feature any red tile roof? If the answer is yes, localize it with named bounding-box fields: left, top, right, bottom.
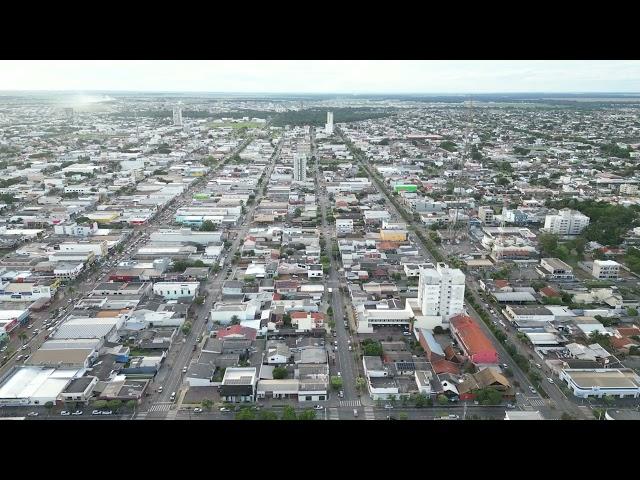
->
left=617, top=326, right=640, bottom=337
left=450, top=314, right=498, bottom=364
left=432, top=358, right=461, bottom=375
left=217, top=325, right=257, bottom=341
left=494, top=280, right=510, bottom=289
left=540, top=286, right=561, bottom=297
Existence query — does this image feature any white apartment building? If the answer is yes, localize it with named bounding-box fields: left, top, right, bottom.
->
left=325, top=111, right=334, bottom=135
left=152, top=282, right=199, bottom=300
left=336, top=218, right=354, bottom=235
left=478, top=206, right=494, bottom=224
left=544, top=208, right=590, bottom=235
left=406, top=262, right=465, bottom=329
left=293, top=153, right=307, bottom=181
left=592, top=259, right=620, bottom=280
left=54, top=222, right=98, bottom=237
left=620, top=184, right=639, bottom=195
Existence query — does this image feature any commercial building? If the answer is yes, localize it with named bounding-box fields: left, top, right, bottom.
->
left=559, top=368, right=640, bottom=399
left=537, top=258, right=574, bottom=281
left=325, top=111, right=333, bottom=135
left=504, top=305, right=554, bottom=324
left=152, top=282, right=200, bottom=300
left=220, top=367, right=257, bottom=402
left=544, top=208, right=590, bottom=235
left=450, top=314, right=499, bottom=365
left=336, top=218, right=354, bottom=235
left=592, top=260, right=620, bottom=280
left=0, top=366, right=83, bottom=406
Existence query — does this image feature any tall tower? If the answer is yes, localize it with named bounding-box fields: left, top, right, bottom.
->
left=325, top=111, right=334, bottom=135
left=173, top=103, right=183, bottom=127
left=293, top=153, right=307, bottom=181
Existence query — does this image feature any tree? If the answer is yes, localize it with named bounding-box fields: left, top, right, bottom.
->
left=294, top=207, right=302, bottom=217
left=398, top=412, right=408, bottom=420
left=235, top=408, right=256, bottom=420
left=230, top=315, right=240, bottom=325
left=414, top=393, right=427, bottom=408
left=18, top=332, right=28, bottom=345
left=330, top=376, right=343, bottom=391
left=627, top=307, right=638, bottom=317
left=92, top=400, right=108, bottom=409
left=362, top=341, right=383, bottom=356
left=272, top=366, right=287, bottom=379
left=297, top=409, right=316, bottom=420
left=258, top=409, right=278, bottom=420
left=432, top=326, right=445, bottom=335
left=355, top=376, right=367, bottom=393
left=201, top=399, right=213, bottom=411
left=107, top=400, right=123, bottom=412
left=44, top=401, right=55, bottom=416
left=475, top=387, right=503, bottom=406
left=437, top=394, right=449, bottom=405
left=560, top=412, right=575, bottom=420
left=388, top=394, right=397, bottom=406
left=125, top=400, right=138, bottom=411
left=181, top=321, right=192, bottom=335
left=200, top=220, right=217, bottom=231
left=281, top=405, right=297, bottom=420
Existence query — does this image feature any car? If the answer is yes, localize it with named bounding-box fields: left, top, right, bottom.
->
left=27, top=325, right=32, bottom=329
left=27, top=411, right=39, bottom=416
left=220, top=407, right=231, bottom=412
left=348, top=345, right=352, bottom=351
left=547, top=377, right=554, bottom=384
left=332, top=332, right=337, bottom=338
left=402, top=331, right=411, bottom=336
left=313, top=404, right=324, bottom=410
left=506, top=403, right=516, bottom=409
left=337, top=371, right=341, bottom=377
left=16, top=355, right=23, bottom=361
left=60, top=411, right=70, bottom=416
left=193, top=408, right=203, bottom=413
left=384, top=404, right=393, bottom=409
left=530, top=387, right=537, bottom=394
left=182, top=367, right=188, bottom=373
left=92, top=410, right=102, bottom=415
left=338, top=390, right=344, bottom=398
left=535, top=363, right=542, bottom=369
left=72, top=410, right=83, bottom=416
left=448, top=414, right=460, bottom=419
left=157, top=386, right=163, bottom=393
left=502, top=364, right=509, bottom=369
left=101, top=410, right=113, bottom=415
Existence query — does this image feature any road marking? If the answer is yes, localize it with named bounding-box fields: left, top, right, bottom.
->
left=328, top=408, right=340, bottom=420
left=340, top=400, right=361, bottom=407
left=364, top=407, right=375, bottom=420
left=529, top=398, right=546, bottom=407
left=148, top=402, right=172, bottom=412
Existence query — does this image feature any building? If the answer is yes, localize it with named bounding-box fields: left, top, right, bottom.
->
left=293, top=153, right=307, bottom=181
left=544, top=208, right=590, bottom=235
left=325, top=111, right=334, bottom=135
left=450, top=314, right=499, bottom=365
left=592, top=260, right=620, bottom=280
left=505, top=411, right=544, bottom=420
left=413, top=262, right=465, bottom=328
left=0, top=366, right=83, bottom=406
left=620, top=184, right=638, bottom=195
left=478, top=206, right=494, bottom=224
left=220, top=367, right=257, bottom=402
left=559, top=368, right=640, bottom=399
left=537, top=258, right=574, bottom=281
left=336, top=218, right=354, bottom=235
left=152, top=282, right=199, bottom=300
left=504, top=305, right=554, bottom=324
left=173, top=104, right=183, bottom=127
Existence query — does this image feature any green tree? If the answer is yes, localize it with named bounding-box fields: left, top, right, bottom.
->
left=181, top=321, right=192, bottom=335
left=281, top=405, right=297, bottom=420
left=107, top=400, right=123, bottom=412
left=355, top=376, right=367, bottom=393
left=437, top=394, right=449, bottom=405
left=92, top=400, right=108, bottom=410
left=44, top=401, right=55, bottom=416
left=18, top=332, right=28, bottom=345
left=297, top=409, right=317, bottom=420
left=398, top=412, right=408, bottom=420
left=201, top=399, right=213, bottom=411
left=330, top=376, right=343, bottom=391
left=475, top=387, right=503, bottom=406
left=235, top=408, right=256, bottom=420
left=258, top=409, right=278, bottom=420
left=125, top=400, right=137, bottom=411
left=627, top=307, right=638, bottom=317
left=272, top=366, right=287, bottom=379
left=200, top=220, right=217, bottom=231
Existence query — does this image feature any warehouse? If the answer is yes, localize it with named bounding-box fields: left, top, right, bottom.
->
left=0, top=366, right=83, bottom=406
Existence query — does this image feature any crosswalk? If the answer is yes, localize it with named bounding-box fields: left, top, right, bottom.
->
left=340, top=400, right=361, bottom=407
left=364, top=407, right=375, bottom=420
left=328, top=408, right=340, bottom=420
left=148, top=402, right=172, bottom=412
left=529, top=398, right=546, bottom=407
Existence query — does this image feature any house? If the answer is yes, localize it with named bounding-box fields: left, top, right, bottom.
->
left=152, top=282, right=199, bottom=300
left=60, top=376, right=99, bottom=405
left=458, top=368, right=514, bottom=400
left=265, top=340, right=290, bottom=364
left=220, top=367, right=257, bottom=402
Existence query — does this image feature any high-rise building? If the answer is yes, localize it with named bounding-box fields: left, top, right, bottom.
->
left=325, top=111, right=334, bottom=135
left=417, top=262, right=466, bottom=324
left=293, top=153, right=307, bottom=181
left=544, top=208, right=590, bottom=235
left=173, top=104, right=183, bottom=127
left=478, top=206, right=494, bottom=224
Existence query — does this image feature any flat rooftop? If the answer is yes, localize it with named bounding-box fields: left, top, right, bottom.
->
left=564, top=369, right=640, bottom=389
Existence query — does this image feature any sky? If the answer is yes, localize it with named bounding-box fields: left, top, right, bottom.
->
left=0, top=60, right=638, bottom=94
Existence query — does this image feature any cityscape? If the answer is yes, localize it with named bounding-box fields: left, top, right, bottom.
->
left=1, top=60, right=640, bottom=421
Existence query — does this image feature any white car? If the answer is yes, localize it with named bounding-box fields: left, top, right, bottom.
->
left=27, top=411, right=39, bottom=417
left=72, top=410, right=83, bottom=416
left=220, top=407, right=231, bottom=412
left=547, top=377, right=554, bottom=384
left=384, top=404, right=394, bottom=409
left=92, top=410, right=102, bottom=415
left=313, top=404, right=324, bottom=410
left=402, top=331, right=411, bottom=336
left=193, top=408, right=203, bottom=413
left=60, top=411, right=70, bottom=416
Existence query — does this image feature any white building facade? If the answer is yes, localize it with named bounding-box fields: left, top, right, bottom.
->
left=544, top=208, right=590, bottom=235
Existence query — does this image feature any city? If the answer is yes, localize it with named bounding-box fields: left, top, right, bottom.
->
left=1, top=61, right=640, bottom=421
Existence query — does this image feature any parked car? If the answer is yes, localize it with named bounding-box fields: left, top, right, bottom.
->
left=384, top=404, right=393, bottom=409
left=182, top=367, right=188, bottom=373
left=60, top=411, right=70, bottom=416
left=92, top=410, right=102, bottom=415
left=27, top=411, right=39, bottom=417
left=313, top=404, right=324, bottom=410
left=72, top=410, right=83, bottom=415
left=448, top=414, right=459, bottom=419
left=193, top=408, right=203, bottom=413
left=547, top=377, right=554, bottom=384
left=102, top=410, right=113, bottom=415
left=220, top=407, right=231, bottom=412
left=402, top=331, right=411, bottom=336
